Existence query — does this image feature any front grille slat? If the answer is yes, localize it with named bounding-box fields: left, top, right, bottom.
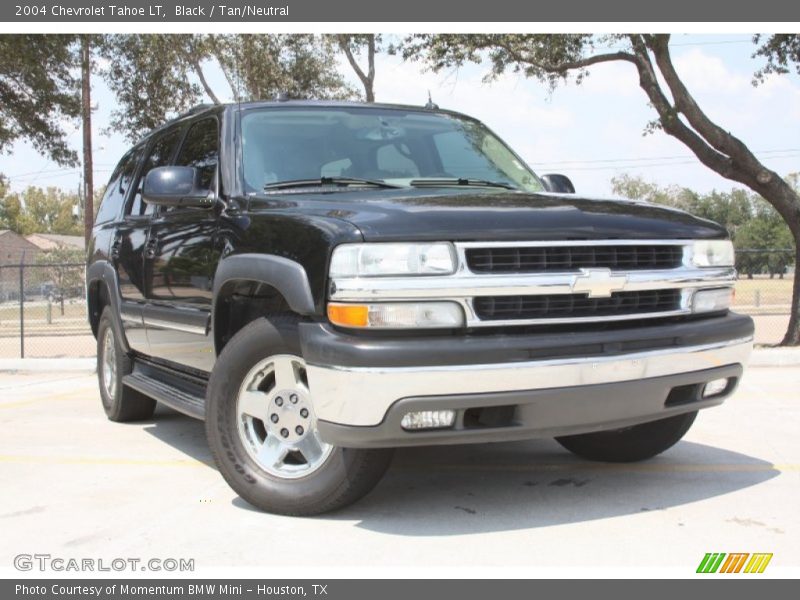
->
left=466, top=244, right=683, bottom=273
left=473, top=290, right=682, bottom=321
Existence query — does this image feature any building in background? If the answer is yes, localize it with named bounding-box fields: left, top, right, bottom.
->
left=0, top=230, right=42, bottom=301
left=24, top=233, right=85, bottom=252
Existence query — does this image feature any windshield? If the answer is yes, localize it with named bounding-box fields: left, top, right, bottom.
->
left=240, top=107, right=543, bottom=193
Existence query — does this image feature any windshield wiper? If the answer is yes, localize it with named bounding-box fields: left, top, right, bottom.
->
left=263, top=176, right=402, bottom=191
left=408, top=178, right=517, bottom=190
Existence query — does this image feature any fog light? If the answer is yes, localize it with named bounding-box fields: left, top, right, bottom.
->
left=401, top=410, right=456, bottom=431
left=702, top=378, right=729, bottom=398
left=693, top=288, right=733, bottom=313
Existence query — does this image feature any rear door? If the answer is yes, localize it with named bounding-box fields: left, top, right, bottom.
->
left=99, top=145, right=147, bottom=352
left=142, top=116, right=221, bottom=372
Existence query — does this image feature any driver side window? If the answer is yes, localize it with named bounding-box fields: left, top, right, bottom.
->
left=128, top=127, right=183, bottom=217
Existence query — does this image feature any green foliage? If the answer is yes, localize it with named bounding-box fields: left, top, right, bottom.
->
left=99, top=34, right=204, bottom=143
left=0, top=183, right=81, bottom=236
left=753, top=34, right=800, bottom=83
left=394, top=34, right=606, bottom=88
left=99, top=34, right=356, bottom=142
left=208, top=34, right=355, bottom=102
left=0, top=35, right=81, bottom=166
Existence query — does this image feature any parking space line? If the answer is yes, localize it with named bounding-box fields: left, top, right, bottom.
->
left=394, top=462, right=798, bottom=473
left=0, top=387, right=98, bottom=408
left=0, top=454, right=214, bottom=469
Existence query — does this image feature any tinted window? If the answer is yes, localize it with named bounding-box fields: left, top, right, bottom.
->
left=175, top=118, right=218, bottom=191
left=128, top=127, right=182, bottom=216
left=96, top=146, right=144, bottom=224
left=376, top=143, right=420, bottom=177
left=240, top=108, right=543, bottom=193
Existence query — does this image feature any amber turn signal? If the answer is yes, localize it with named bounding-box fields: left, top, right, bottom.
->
left=327, top=303, right=369, bottom=328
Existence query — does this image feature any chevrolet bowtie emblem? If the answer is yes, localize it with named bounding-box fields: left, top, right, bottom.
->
left=572, top=268, right=628, bottom=298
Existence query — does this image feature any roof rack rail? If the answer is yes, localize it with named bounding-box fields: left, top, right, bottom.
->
left=174, top=103, right=216, bottom=120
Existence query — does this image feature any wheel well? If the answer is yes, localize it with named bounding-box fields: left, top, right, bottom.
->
left=214, top=280, right=295, bottom=354
left=87, top=280, right=110, bottom=338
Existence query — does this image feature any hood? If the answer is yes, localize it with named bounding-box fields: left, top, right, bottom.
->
left=247, top=188, right=728, bottom=242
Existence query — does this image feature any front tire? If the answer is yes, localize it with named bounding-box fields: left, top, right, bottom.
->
left=96, top=307, right=156, bottom=422
left=205, top=315, right=393, bottom=516
left=555, top=411, right=698, bottom=463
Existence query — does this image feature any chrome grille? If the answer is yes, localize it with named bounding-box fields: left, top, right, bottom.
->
left=465, top=244, right=683, bottom=273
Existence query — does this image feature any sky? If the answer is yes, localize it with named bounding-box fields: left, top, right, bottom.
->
left=2, top=34, right=799, bottom=198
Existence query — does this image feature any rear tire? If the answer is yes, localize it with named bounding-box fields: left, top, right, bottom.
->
left=205, top=314, right=393, bottom=516
left=555, top=411, right=698, bottom=463
left=96, top=307, right=156, bottom=422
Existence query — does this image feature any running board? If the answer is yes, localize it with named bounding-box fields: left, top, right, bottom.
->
left=123, top=371, right=206, bottom=420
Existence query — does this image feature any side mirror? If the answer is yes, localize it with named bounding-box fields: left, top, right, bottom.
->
left=142, top=166, right=214, bottom=208
left=541, top=173, right=576, bottom=194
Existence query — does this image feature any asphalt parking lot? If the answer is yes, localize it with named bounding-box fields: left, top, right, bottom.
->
left=0, top=364, right=797, bottom=574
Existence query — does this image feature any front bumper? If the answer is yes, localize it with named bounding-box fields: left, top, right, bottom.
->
left=299, top=313, right=754, bottom=447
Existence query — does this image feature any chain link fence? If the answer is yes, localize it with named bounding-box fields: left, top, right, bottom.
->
left=0, top=250, right=795, bottom=358
left=0, top=262, right=95, bottom=359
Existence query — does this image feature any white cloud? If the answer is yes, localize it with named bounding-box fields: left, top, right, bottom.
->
left=672, top=48, right=749, bottom=93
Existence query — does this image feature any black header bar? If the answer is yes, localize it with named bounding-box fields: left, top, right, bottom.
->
left=3, top=0, right=800, bottom=23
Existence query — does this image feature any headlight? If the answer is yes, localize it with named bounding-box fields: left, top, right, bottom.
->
left=330, top=243, right=456, bottom=277
left=328, top=302, right=465, bottom=329
left=692, top=240, right=734, bottom=267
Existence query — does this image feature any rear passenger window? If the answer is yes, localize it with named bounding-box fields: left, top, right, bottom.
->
left=175, top=118, right=218, bottom=191
left=128, top=127, right=182, bottom=216
left=96, top=146, right=144, bottom=224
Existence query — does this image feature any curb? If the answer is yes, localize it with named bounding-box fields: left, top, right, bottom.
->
left=0, top=358, right=96, bottom=373
left=748, top=347, right=800, bottom=367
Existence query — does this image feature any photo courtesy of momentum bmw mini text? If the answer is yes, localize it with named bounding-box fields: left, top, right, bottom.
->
left=0, top=0, right=798, bottom=594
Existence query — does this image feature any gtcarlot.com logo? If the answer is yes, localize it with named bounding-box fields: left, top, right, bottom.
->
left=696, top=552, right=773, bottom=574
left=14, top=553, right=195, bottom=572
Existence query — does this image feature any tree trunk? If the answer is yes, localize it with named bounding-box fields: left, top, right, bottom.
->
left=628, top=35, right=800, bottom=345
left=783, top=242, right=800, bottom=345
left=338, top=35, right=375, bottom=102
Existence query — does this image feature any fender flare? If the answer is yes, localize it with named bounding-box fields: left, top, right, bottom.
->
left=85, top=260, right=131, bottom=354
left=211, top=253, right=317, bottom=351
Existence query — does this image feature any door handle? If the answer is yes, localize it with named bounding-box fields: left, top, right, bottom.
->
left=144, top=236, right=159, bottom=260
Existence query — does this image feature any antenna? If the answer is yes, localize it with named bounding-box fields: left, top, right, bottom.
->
left=425, top=90, right=439, bottom=110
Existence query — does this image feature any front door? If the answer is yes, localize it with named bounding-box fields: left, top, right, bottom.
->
left=143, top=116, right=221, bottom=372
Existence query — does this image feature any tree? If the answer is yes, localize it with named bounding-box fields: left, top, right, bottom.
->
left=207, top=34, right=354, bottom=103
left=401, top=34, right=800, bottom=345
left=100, top=34, right=355, bottom=142
left=0, top=35, right=80, bottom=166
left=99, top=35, right=206, bottom=142
left=6, top=186, right=82, bottom=236
left=336, top=34, right=379, bottom=101
left=35, top=246, right=86, bottom=315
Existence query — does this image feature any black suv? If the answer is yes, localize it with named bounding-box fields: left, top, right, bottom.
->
left=87, top=101, right=753, bottom=515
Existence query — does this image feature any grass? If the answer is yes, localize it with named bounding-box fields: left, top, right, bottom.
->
left=0, top=300, right=89, bottom=335
left=734, top=276, right=794, bottom=308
